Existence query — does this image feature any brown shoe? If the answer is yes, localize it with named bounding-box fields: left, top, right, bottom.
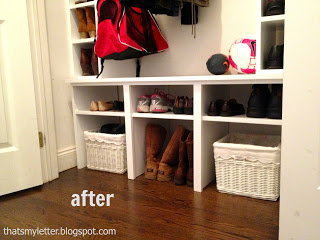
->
left=76, top=8, right=89, bottom=39
left=90, top=101, right=98, bottom=111
left=85, top=7, right=96, bottom=38
left=186, top=131, right=194, bottom=187
left=91, top=51, right=98, bottom=75
left=158, top=125, right=186, bottom=182
left=80, top=48, right=94, bottom=76
left=98, top=101, right=113, bottom=111
left=174, top=130, right=190, bottom=185
left=145, top=124, right=167, bottom=180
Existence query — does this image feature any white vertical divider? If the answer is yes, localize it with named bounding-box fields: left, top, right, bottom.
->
left=123, top=84, right=135, bottom=179
left=256, top=0, right=262, bottom=73
left=193, top=83, right=203, bottom=192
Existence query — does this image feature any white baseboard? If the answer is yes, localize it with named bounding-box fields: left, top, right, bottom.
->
left=57, top=146, right=77, bottom=172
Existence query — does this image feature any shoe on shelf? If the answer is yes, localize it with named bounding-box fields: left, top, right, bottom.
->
left=85, top=7, right=96, bottom=38
left=185, top=97, right=193, bottom=115
left=266, top=44, right=284, bottom=69
left=174, top=129, right=190, bottom=185
left=109, top=124, right=125, bottom=134
left=112, top=101, right=124, bottom=111
left=220, top=99, right=245, bottom=117
left=137, top=95, right=151, bottom=113
left=208, top=99, right=224, bottom=116
left=265, top=0, right=285, bottom=16
left=91, top=51, right=98, bottom=75
left=145, top=124, right=167, bottom=180
left=90, top=101, right=98, bottom=111
left=150, top=92, right=168, bottom=113
left=158, top=125, right=187, bottom=182
left=186, top=131, right=193, bottom=187
left=98, top=101, right=113, bottom=111
left=76, top=8, right=89, bottom=39
left=80, top=48, right=94, bottom=76
left=267, top=84, right=283, bottom=119
left=166, top=94, right=175, bottom=112
left=247, top=84, right=270, bottom=118
left=173, top=96, right=185, bottom=114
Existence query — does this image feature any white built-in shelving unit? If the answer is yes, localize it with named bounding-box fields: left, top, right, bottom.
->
left=68, top=0, right=285, bottom=193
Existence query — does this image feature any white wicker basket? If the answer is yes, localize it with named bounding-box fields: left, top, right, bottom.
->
left=84, top=130, right=127, bottom=174
left=213, top=133, right=281, bottom=201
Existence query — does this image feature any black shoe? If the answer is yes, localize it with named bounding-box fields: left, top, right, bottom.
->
left=184, top=97, right=193, bottom=115
left=267, top=85, right=282, bottom=119
left=265, top=0, right=285, bottom=16
left=266, top=45, right=284, bottom=69
left=208, top=99, right=224, bottom=116
left=112, top=101, right=124, bottom=111
left=220, top=99, right=245, bottom=117
left=109, top=124, right=126, bottom=134
left=100, top=123, right=120, bottom=134
left=173, top=96, right=185, bottom=114
left=247, top=85, right=270, bottom=118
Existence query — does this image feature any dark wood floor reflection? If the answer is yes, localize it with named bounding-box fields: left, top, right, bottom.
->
left=0, top=168, right=279, bottom=239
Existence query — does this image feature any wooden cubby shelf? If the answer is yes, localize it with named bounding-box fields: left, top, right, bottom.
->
left=69, top=1, right=95, bottom=10
left=132, top=112, right=194, bottom=121
left=76, top=110, right=125, bottom=117
left=202, top=115, right=282, bottom=126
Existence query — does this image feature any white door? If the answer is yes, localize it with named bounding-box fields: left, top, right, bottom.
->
left=0, top=0, right=43, bottom=196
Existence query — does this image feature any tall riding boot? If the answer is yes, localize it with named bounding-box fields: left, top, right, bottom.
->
left=158, top=125, right=186, bottom=182
left=76, top=8, right=89, bottom=39
left=145, top=124, right=167, bottom=180
left=186, top=131, right=194, bottom=187
left=80, top=48, right=94, bottom=76
left=91, top=51, right=98, bottom=75
left=174, top=130, right=190, bottom=185
left=85, top=7, right=96, bottom=38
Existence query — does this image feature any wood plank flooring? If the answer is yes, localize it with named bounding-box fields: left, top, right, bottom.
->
left=0, top=168, right=279, bottom=240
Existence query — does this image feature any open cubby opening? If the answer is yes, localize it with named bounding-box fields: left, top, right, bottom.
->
left=131, top=118, right=193, bottom=179
left=73, top=86, right=124, bottom=112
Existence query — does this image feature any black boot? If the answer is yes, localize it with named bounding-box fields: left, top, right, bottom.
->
left=267, top=84, right=283, bottom=119
left=266, top=45, right=284, bottom=69
left=247, top=84, right=270, bottom=118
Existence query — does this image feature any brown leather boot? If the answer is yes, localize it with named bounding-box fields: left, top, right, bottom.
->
left=186, top=131, right=194, bottom=187
left=145, top=124, right=167, bottom=180
left=91, top=51, right=98, bottom=75
left=80, top=48, right=94, bottom=76
left=76, top=8, right=89, bottom=39
left=174, top=130, right=190, bottom=185
left=85, top=7, right=96, bottom=38
left=158, top=125, right=186, bottom=182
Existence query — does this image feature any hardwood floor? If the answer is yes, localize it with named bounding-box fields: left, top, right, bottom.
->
left=0, top=168, right=279, bottom=240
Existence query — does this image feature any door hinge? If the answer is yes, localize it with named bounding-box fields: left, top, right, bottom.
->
left=38, top=132, right=44, bottom=148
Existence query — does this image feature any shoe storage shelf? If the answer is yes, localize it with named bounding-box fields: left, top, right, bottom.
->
left=68, top=0, right=100, bottom=78
left=70, top=73, right=283, bottom=193
left=256, top=0, right=285, bottom=74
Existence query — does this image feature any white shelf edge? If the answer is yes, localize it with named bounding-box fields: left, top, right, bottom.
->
left=72, top=38, right=95, bottom=45
left=70, top=1, right=95, bottom=9
left=202, top=115, right=282, bottom=126
left=132, top=112, right=194, bottom=121
left=261, top=14, right=285, bottom=23
left=75, top=110, right=125, bottom=117
left=67, top=73, right=283, bottom=86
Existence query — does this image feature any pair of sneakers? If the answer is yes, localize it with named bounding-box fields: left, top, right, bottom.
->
left=137, top=89, right=174, bottom=113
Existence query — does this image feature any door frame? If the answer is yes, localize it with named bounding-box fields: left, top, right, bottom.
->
left=26, top=0, right=59, bottom=182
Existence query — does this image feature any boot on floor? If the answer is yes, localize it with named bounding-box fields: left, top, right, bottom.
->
left=186, top=131, right=193, bottom=187
left=80, top=48, right=94, bottom=76
left=158, top=125, right=186, bottom=182
left=85, top=7, right=96, bottom=38
left=174, top=130, right=190, bottom=185
left=76, top=8, right=89, bottom=39
left=145, top=124, right=167, bottom=180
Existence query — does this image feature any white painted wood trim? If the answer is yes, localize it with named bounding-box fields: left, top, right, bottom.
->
left=27, top=0, right=59, bottom=182
left=58, top=146, right=77, bottom=172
